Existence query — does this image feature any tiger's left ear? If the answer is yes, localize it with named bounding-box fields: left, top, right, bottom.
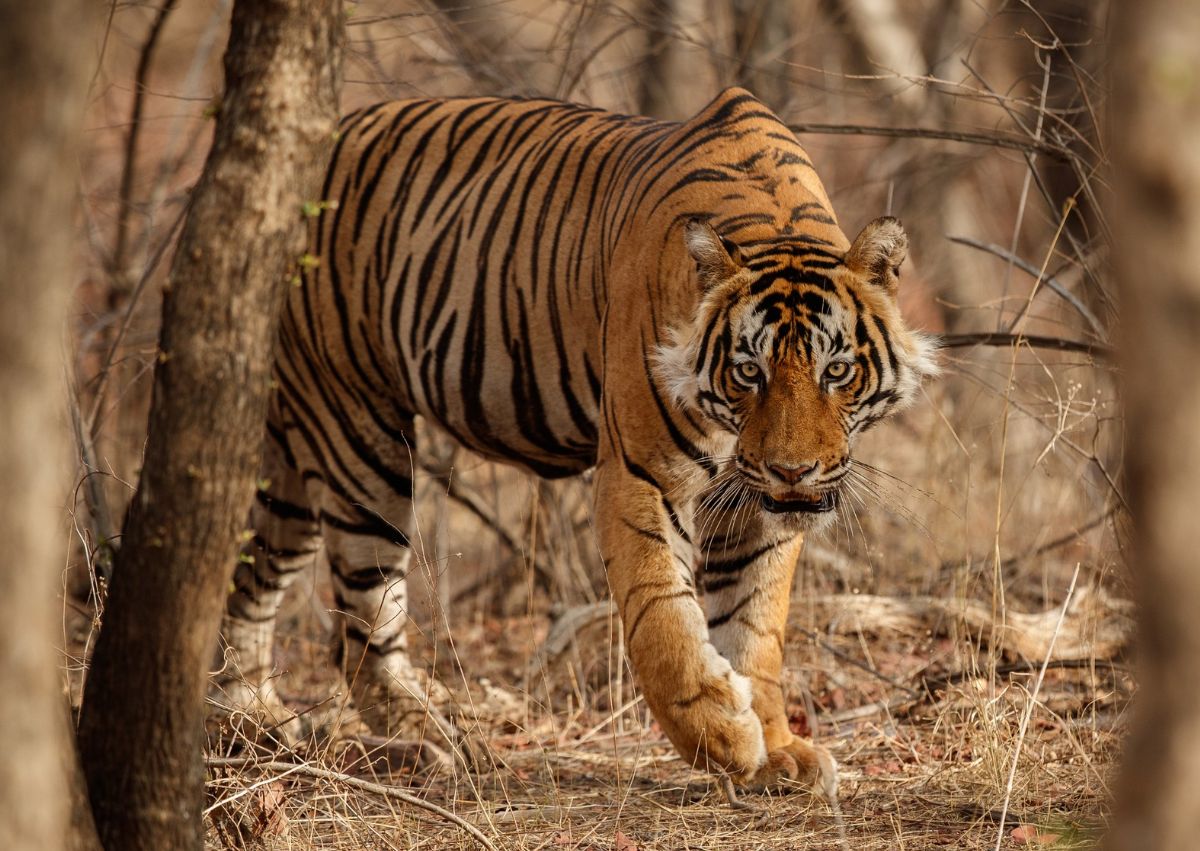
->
left=844, top=216, right=907, bottom=295
left=684, top=219, right=743, bottom=291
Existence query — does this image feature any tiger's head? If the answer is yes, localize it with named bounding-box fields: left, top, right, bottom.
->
left=657, top=216, right=938, bottom=530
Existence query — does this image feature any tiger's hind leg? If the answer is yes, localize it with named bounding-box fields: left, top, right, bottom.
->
left=218, top=416, right=322, bottom=741
left=312, top=416, right=459, bottom=759
left=697, top=504, right=838, bottom=800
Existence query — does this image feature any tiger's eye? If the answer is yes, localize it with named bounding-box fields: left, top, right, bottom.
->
left=733, top=362, right=762, bottom=385
left=824, top=361, right=852, bottom=383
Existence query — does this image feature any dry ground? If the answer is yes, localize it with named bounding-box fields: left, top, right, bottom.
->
left=182, top=396, right=1128, bottom=851
left=192, top=558, right=1126, bottom=850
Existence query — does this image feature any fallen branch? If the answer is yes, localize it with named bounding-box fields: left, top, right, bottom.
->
left=805, top=585, right=1132, bottom=662
left=919, top=657, right=1129, bottom=696
left=205, top=755, right=500, bottom=851
left=529, top=600, right=612, bottom=674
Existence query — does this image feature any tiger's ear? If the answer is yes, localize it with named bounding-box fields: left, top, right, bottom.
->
left=684, top=219, right=743, bottom=291
left=844, top=216, right=907, bottom=295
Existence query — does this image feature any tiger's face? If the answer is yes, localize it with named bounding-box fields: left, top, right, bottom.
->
left=657, top=217, right=937, bottom=530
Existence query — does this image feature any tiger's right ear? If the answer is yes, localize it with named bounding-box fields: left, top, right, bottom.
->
left=684, top=219, right=743, bottom=291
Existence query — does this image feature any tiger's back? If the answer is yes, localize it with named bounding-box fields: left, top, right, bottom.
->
left=280, top=92, right=844, bottom=481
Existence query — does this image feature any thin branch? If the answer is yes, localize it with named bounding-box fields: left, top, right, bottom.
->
left=787, top=122, right=1073, bottom=160
left=1002, top=508, right=1117, bottom=571
left=112, top=0, right=179, bottom=279
left=994, top=564, right=1081, bottom=851
left=86, top=204, right=189, bottom=439
left=940, top=508, right=1119, bottom=577
left=919, top=657, right=1127, bottom=697
left=947, top=234, right=1105, bottom=337
left=940, top=332, right=1113, bottom=360
left=794, top=626, right=921, bottom=700
left=205, top=756, right=500, bottom=851
left=952, top=363, right=1129, bottom=512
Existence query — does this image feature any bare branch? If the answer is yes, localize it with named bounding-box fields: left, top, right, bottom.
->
left=112, top=0, right=179, bottom=281
left=946, top=234, right=1106, bottom=337
left=787, top=121, right=1074, bottom=160
left=940, top=331, right=1113, bottom=360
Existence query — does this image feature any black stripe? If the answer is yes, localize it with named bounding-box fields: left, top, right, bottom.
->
left=255, top=489, right=315, bottom=522
left=320, top=509, right=410, bottom=548
left=626, top=590, right=695, bottom=648
left=707, top=590, right=757, bottom=629
left=703, top=541, right=779, bottom=575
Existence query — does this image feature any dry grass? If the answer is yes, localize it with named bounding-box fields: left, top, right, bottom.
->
left=67, top=1, right=1125, bottom=849
left=191, top=575, right=1124, bottom=850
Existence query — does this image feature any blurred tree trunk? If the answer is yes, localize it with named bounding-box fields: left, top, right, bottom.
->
left=637, top=0, right=729, bottom=119
left=0, top=2, right=98, bottom=849
left=1107, top=2, right=1200, bottom=850
left=1015, top=0, right=1111, bottom=326
left=728, top=0, right=811, bottom=112
left=836, top=0, right=928, bottom=117
left=76, top=2, right=342, bottom=849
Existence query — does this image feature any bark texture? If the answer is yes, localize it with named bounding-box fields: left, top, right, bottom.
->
left=1108, top=3, right=1200, bottom=849
left=0, top=2, right=98, bottom=849
left=76, top=3, right=342, bottom=849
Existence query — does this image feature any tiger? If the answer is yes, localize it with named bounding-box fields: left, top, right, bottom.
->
left=218, top=87, right=936, bottom=797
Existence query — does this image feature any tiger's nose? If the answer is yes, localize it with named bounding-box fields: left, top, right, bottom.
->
left=766, top=461, right=815, bottom=485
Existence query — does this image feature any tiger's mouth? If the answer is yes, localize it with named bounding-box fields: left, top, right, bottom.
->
left=760, top=491, right=838, bottom=514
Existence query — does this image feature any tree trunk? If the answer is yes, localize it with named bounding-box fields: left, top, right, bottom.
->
left=637, top=0, right=731, bottom=120
left=1107, top=3, right=1200, bottom=849
left=0, top=2, right=98, bottom=849
left=76, top=3, right=342, bottom=849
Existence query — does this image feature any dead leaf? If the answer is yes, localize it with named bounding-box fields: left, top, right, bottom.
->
left=1012, top=824, right=1062, bottom=845
left=209, top=780, right=289, bottom=844
left=864, top=760, right=904, bottom=776
left=614, top=829, right=638, bottom=851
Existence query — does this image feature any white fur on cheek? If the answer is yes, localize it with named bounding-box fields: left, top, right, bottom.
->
left=891, top=330, right=940, bottom=409
left=653, top=325, right=701, bottom=409
left=909, top=330, right=941, bottom=380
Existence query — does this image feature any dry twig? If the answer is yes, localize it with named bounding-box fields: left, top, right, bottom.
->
left=205, top=755, right=500, bottom=851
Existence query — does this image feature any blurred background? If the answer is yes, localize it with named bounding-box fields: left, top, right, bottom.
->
left=69, top=2, right=1124, bottom=845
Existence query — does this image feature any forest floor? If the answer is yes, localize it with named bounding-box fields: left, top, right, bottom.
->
left=187, top=560, right=1128, bottom=851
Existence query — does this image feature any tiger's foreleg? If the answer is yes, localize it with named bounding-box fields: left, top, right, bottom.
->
left=699, top=521, right=837, bottom=799
left=594, top=463, right=769, bottom=784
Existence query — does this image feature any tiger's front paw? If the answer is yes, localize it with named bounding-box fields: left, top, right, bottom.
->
left=652, top=644, right=768, bottom=783
left=747, top=735, right=838, bottom=799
